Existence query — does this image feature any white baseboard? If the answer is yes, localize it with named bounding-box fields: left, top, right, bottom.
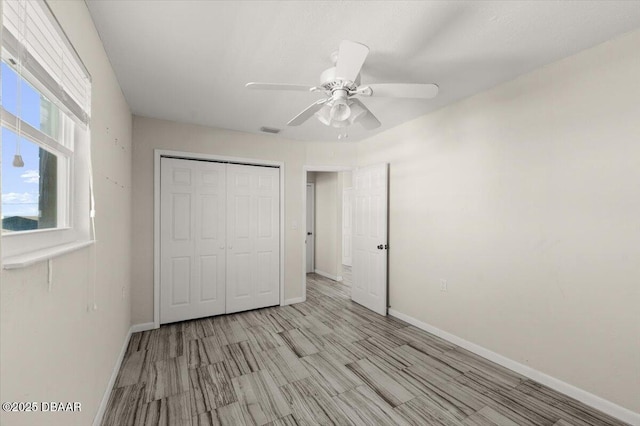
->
left=92, top=322, right=157, bottom=425
left=285, top=296, right=305, bottom=305
left=314, top=269, right=340, bottom=281
left=92, top=326, right=133, bottom=426
left=130, top=322, right=156, bottom=333
left=388, top=309, right=640, bottom=426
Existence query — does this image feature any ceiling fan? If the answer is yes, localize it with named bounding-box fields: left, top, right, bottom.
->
left=245, top=40, right=439, bottom=132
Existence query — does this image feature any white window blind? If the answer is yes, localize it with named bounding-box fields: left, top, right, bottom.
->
left=2, top=0, right=91, bottom=124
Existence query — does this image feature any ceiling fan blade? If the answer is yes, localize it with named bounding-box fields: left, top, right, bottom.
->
left=335, top=40, right=370, bottom=82
left=365, top=83, right=439, bottom=99
left=246, top=82, right=313, bottom=92
left=287, top=98, right=328, bottom=126
left=350, top=98, right=381, bottom=130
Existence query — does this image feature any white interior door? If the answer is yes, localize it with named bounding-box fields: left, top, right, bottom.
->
left=226, top=164, right=280, bottom=313
left=352, top=163, right=388, bottom=316
left=160, top=157, right=226, bottom=324
left=306, top=183, right=315, bottom=273
left=342, top=187, right=353, bottom=267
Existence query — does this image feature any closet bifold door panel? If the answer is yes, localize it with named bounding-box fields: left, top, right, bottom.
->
left=160, top=157, right=227, bottom=324
left=226, top=164, right=280, bottom=314
left=160, top=157, right=280, bottom=324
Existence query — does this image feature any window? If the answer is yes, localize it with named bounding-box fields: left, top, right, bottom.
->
left=2, top=61, right=70, bottom=233
left=1, top=0, right=92, bottom=262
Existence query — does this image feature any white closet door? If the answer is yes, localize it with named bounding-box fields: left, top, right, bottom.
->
left=352, top=163, right=388, bottom=316
left=160, top=157, right=226, bottom=323
left=226, top=164, right=280, bottom=313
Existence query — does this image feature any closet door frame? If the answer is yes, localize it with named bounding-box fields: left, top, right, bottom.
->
left=153, top=149, right=285, bottom=329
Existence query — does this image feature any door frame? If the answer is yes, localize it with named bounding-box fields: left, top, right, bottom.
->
left=306, top=183, right=315, bottom=273
left=154, top=149, right=285, bottom=329
left=301, top=165, right=353, bottom=303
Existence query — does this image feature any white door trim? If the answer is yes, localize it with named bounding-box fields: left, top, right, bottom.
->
left=306, top=183, right=315, bottom=273
left=154, top=149, right=285, bottom=329
left=301, top=165, right=353, bottom=303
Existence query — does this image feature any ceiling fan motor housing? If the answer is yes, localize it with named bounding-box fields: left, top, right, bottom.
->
left=320, top=66, right=360, bottom=93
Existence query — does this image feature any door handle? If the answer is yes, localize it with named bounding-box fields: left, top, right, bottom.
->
left=307, top=232, right=312, bottom=235
left=377, top=244, right=388, bottom=250
left=377, top=244, right=383, bottom=250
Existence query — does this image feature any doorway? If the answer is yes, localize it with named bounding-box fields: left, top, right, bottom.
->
left=302, top=163, right=389, bottom=316
left=302, top=166, right=353, bottom=299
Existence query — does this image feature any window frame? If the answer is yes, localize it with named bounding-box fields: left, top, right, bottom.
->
left=0, top=61, right=74, bottom=233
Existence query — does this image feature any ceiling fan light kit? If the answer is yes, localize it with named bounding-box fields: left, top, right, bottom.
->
left=328, top=89, right=350, bottom=121
left=316, top=97, right=367, bottom=128
left=246, top=40, right=439, bottom=135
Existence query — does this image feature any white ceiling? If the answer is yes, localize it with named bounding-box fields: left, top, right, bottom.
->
left=86, top=1, right=640, bottom=142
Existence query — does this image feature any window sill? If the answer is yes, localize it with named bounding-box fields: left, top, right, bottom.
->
left=2, top=240, right=94, bottom=270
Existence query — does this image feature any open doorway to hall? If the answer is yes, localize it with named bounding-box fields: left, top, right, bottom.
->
left=305, top=170, right=353, bottom=290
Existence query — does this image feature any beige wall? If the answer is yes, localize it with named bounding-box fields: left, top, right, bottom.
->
left=313, top=172, right=343, bottom=278
left=0, top=1, right=133, bottom=425
left=357, top=29, right=640, bottom=412
left=305, top=142, right=357, bottom=167
left=131, top=117, right=356, bottom=323
left=335, top=173, right=345, bottom=273
left=341, top=170, right=353, bottom=188
left=339, top=171, right=352, bottom=266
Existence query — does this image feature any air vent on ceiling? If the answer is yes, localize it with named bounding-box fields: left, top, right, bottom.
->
left=260, top=126, right=281, bottom=134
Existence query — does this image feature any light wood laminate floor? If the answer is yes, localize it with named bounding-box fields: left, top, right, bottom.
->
left=103, top=274, right=627, bottom=426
